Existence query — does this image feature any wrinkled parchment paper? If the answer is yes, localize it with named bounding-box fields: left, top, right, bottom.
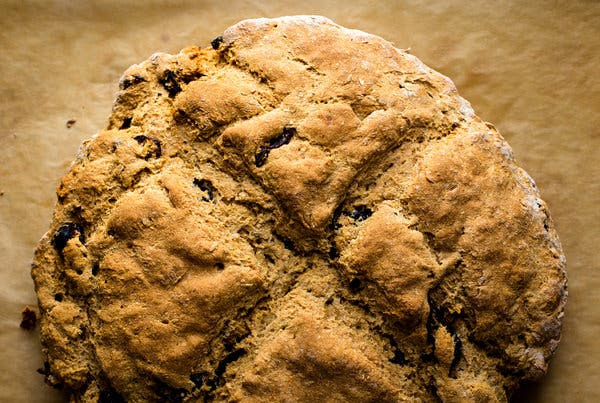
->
left=1, top=1, right=598, bottom=401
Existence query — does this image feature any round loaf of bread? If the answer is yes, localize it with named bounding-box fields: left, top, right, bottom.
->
left=32, top=16, right=567, bottom=402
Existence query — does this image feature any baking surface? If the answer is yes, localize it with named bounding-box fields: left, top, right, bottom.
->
left=1, top=1, right=598, bottom=401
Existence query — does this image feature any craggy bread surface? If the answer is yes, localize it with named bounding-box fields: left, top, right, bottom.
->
left=30, top=16, right=566, bottom=402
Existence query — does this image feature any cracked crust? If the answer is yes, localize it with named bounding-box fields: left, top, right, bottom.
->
left=31, top=16, right=566, bottom=402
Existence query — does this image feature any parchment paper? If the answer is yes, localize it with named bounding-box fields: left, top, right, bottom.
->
left=1, top=1, right=598, bottom=401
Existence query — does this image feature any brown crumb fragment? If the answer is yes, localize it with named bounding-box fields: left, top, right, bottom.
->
left=20, top=305, right=37, bottom=330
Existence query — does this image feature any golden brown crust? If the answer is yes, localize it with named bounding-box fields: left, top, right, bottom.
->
left=31, top=16, right=566, bottom=402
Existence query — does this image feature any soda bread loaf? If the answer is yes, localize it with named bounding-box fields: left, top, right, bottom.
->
left=32, top=16, right=567, bottom=402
